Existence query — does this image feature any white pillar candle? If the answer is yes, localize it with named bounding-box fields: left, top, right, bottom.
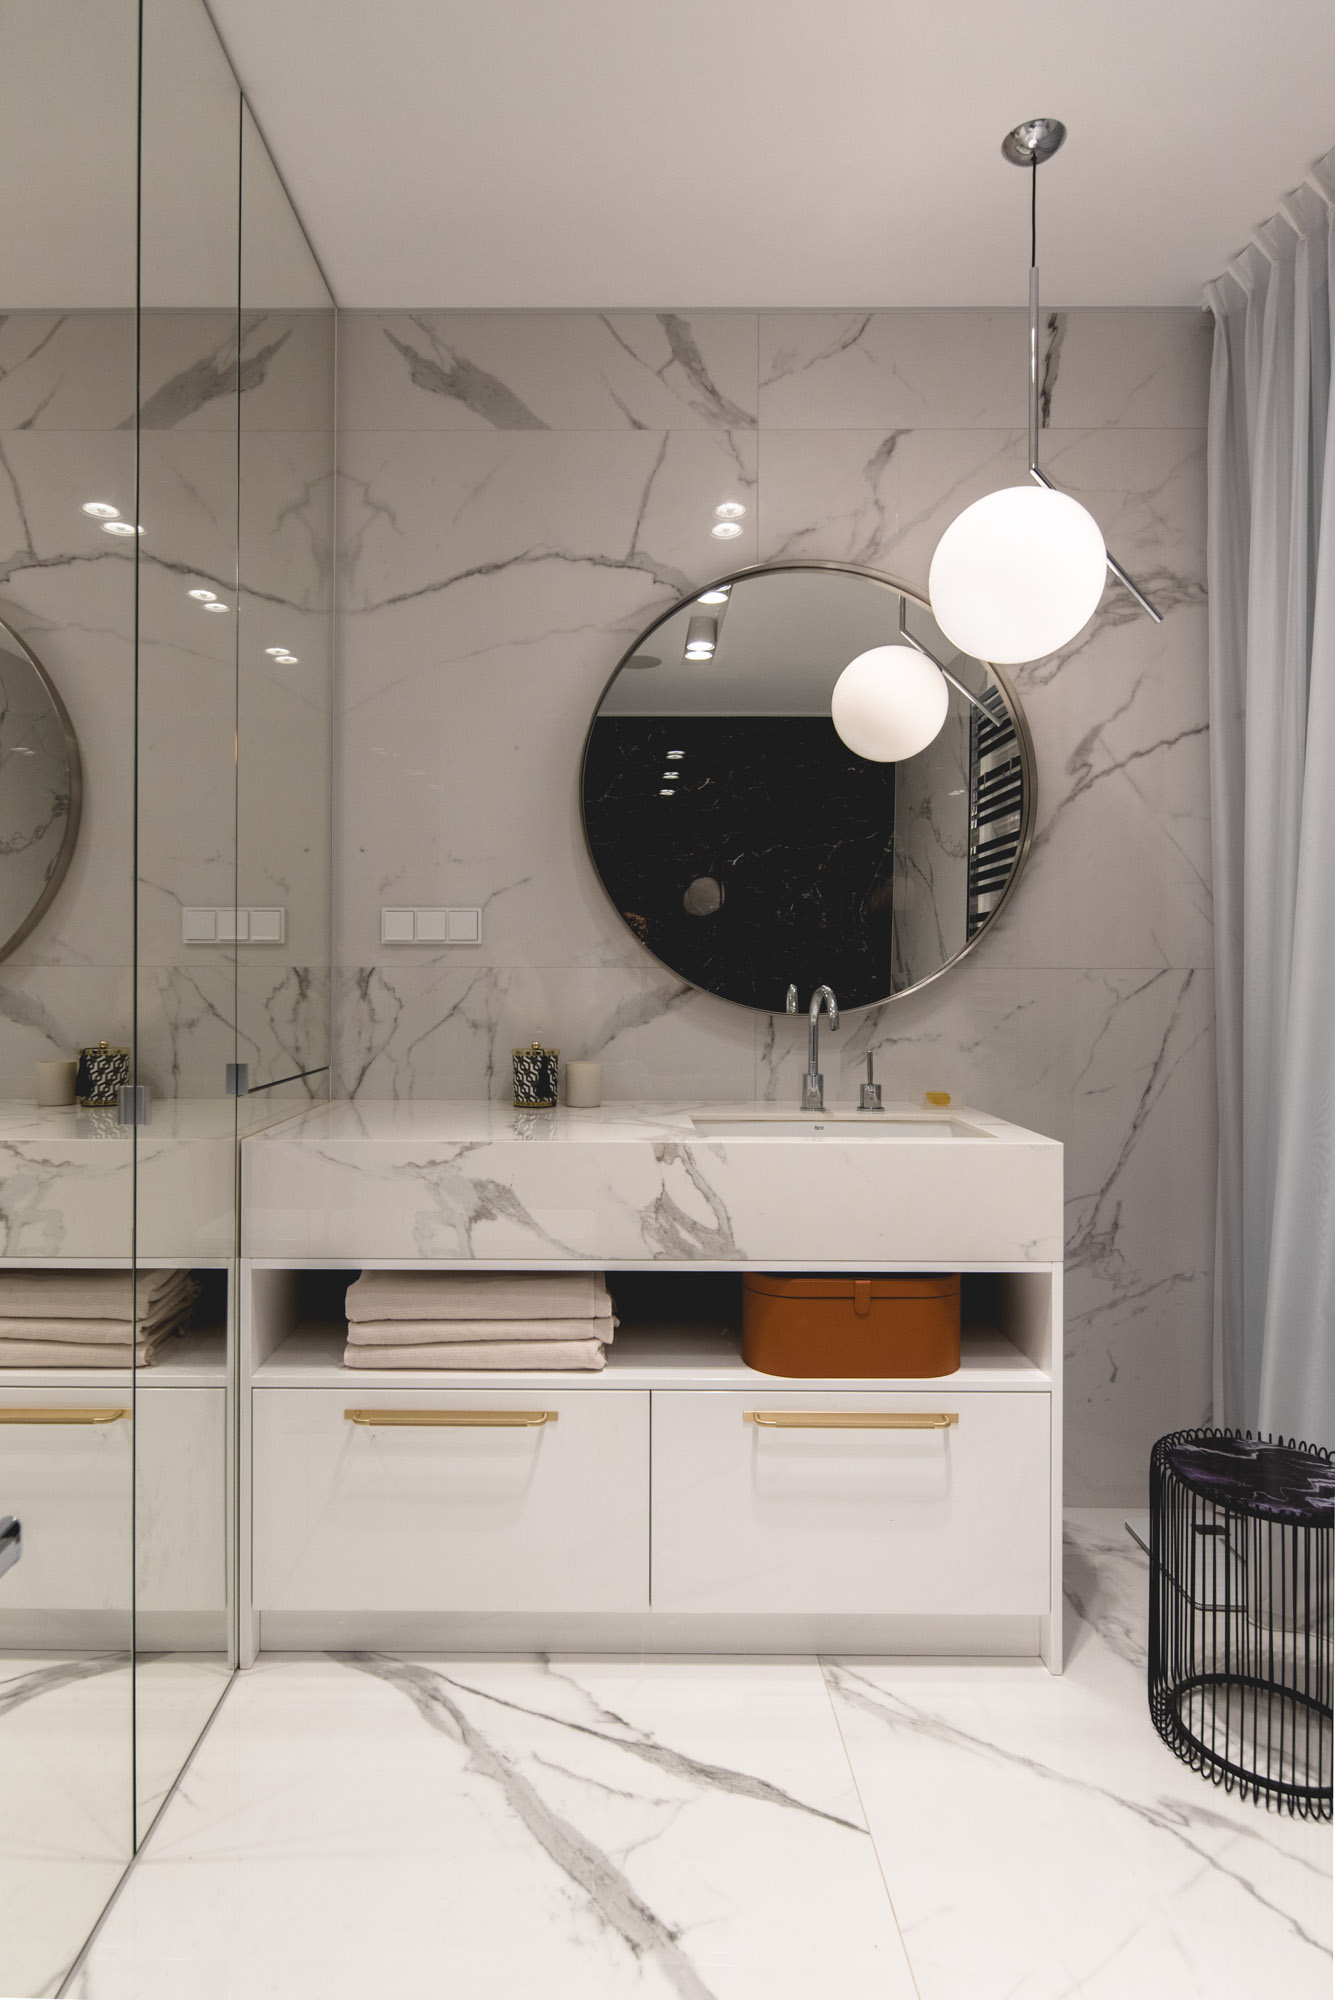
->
left=564, top=1061, right=602, bottom=1108
left=35, top=1059, right=78, bottom=1107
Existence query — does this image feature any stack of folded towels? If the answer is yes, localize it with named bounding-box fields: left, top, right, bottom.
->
left=0, top=1268, right=199, bottom=1368
left=343, top=1270, right=616, bottom=1370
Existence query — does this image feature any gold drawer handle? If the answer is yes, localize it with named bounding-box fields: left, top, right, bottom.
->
left=744, top=1410, right=959, bottom=1430
left=0, top=1408, right=132, bottom=1426
left=344, top=1409, right=559, bottom=1428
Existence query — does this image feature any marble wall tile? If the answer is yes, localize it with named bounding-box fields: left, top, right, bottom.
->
left=0, top=312, right=137, bottom=431
left=335, top=964, right=755, bottom=1103
left=338, top=310, right=759, bottom=433
left=335, top=307, right=1214, bottom=1502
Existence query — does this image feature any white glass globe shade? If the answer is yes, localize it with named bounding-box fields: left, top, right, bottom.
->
left=928, top=483, right=1107, bottom=664
left=830, top=645, right=950, bottom=762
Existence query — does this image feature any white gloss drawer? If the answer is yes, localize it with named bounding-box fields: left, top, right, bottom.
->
left=252, top=1388, right=650, bottom=1613
left=650, top=1390, right=1051, bottom=1616
left=0, top=1391, right=133, bottom=1616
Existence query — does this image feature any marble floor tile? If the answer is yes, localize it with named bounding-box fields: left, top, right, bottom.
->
left=825, top=1511, right=1332, bottom=2000
left=67, top=1655, right=913, bottom=2000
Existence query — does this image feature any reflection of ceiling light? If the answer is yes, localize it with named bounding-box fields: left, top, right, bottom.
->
left=81, top=501, right=120, bottom=519
left=189, top=588, right=217, bottom=601
left=203, top=601, right=228, bottom=613
left=659, top=789, right=676, bottom=797
left=661, top=771, right=679, bottom=781
left=666, top=749, right=684, bottom=759
left=684, top=614, right=717, bottom=660
left=102, top=520, right=140, bottom=536
left=714, top=501, right=746, bottom=520
left=928, top=117, right=1158, bottom=663
left=831, top=645, right=950, bottom=762
left=264, top=646, right=288, bottom=656
left=710, top=520, right=743, bottom=540
left=697, top=587, right=730, bottom=604
left=274, top=653, right=298, bottom=663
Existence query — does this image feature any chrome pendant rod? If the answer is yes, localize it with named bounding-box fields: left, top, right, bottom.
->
left=898, top=598, right=992, bottom=715
left=1026, top=208, right=1162, bottom=624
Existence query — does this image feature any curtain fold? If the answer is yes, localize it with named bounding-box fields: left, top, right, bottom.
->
left=1205, top=153, right=1335, bottom=1449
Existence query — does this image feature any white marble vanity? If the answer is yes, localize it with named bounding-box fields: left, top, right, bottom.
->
left=240, top=1099, right=1065, bottom=1670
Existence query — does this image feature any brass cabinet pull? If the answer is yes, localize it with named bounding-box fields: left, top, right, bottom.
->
left=744, top=1410, right=959, bottom=1430
left=0, top=1407, right=132, bottom=1426
left=344, top=1409, right=559, bottom=1428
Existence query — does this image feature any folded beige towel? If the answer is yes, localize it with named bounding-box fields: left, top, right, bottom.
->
left=0, top=1311, right=191, bottom=1345
left=341, top=1337, right=606, bottom=1371
left=346, top=1271, right=612, bottom=1323
left=0, top=1332, right=182, bottom=1369
left=0, top=1269, right=194, bottom=1320
left=345, top=1315, right=617, bottom=1348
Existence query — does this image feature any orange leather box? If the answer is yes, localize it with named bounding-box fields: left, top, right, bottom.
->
left=741, top=1272, right=961, bottom=1378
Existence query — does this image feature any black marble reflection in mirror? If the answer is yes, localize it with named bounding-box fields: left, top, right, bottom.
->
left=585, top=716, right=896, bottom=1011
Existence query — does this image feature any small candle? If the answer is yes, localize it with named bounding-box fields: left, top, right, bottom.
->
left=35, top=1059, right=78, bottom=1107
left=565, top=1061, right=602, bottom=1108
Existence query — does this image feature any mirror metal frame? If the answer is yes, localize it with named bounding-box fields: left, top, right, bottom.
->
left=0, top=614, right=84, bottom=966
left=580, top=559, right=1038, bottom=1011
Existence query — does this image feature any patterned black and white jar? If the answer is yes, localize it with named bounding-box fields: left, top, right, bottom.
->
left=74, top=1040, right=129, bottom=1109
left=512, top=1040, right=559, bottom=1109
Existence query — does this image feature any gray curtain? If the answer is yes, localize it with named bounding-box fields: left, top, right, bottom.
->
left=1205, top=152, right=1335, bottom=1449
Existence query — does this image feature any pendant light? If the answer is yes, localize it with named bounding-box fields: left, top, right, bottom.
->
left=928, top=119, right=1161, bottom=664
left=831, top=598, right=990, bottom=763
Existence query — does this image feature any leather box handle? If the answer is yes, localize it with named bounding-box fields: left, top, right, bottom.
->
left=854, top=1279, right=872, bottom=1318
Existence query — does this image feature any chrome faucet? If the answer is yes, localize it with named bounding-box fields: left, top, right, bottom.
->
left=801, top=985, right=839, bottom=1111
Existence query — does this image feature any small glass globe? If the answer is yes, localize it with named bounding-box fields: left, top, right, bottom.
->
left=928, top=483, right=1107, bottom=664
left=830, top=645, right=950, bottom=762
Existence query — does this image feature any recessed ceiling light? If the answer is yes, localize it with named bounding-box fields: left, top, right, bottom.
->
left=101, top=519, right=141, bottom=537
left=666, top=750, right=684, bottom=760
left=189, top=588, right=217, bottom=601
left=710, top=521, right=743, bottom=540
left=202, top=601, right=228, bottom=613
left=81, top=501, right=120, bottom=519
left=697, top=587, right=730, bottom=605
left=714, top=501, right=747, bottom=520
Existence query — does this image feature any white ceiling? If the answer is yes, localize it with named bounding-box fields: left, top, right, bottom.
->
left=206, top=0, right=1335, bottom=309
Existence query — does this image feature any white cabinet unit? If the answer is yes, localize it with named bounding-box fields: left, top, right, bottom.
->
left=650, top=1390, right=1051, bottom=1615
left=252, top=1387, right=650, bottom=1614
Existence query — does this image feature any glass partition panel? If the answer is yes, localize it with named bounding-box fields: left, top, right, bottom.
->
left=236, top=104, right=334, bottom=1122
left=133, top=0, right=241, bottom=1843
left=0, top=4, right=138, bottom=1991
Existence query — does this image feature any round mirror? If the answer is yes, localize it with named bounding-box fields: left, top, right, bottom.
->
left=581, top=562, right=1035, bottom=1012
left=0, top=616, right=83, bottom=963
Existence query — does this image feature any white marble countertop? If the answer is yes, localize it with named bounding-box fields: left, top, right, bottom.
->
left=246, top=1097, right=1036, bottom=1144
left=243, top=1099, right=1063, bottom=1266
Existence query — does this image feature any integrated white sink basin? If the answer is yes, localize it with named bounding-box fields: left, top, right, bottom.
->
left=691, top=1116, right=987, bottom=1140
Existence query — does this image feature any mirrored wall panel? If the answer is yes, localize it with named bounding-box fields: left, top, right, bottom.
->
left=0, top=5, right=138, bottom=1993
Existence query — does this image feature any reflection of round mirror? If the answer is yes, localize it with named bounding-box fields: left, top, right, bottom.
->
left=0, top=616, right=83, bottom=963
left=581, top=562, right=1035, bottom=1012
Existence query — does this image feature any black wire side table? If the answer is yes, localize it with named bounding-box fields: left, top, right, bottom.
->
left=1149, top=1428, right=1334, bottom=1818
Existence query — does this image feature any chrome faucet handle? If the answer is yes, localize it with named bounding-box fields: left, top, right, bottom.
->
left=858, top=1050, right=883, bottom=1112
left=785, top=984, right=798, bottom=1015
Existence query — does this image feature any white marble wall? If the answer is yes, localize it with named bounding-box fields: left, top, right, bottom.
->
left=335, top=307, right=1215, bottom=1503
left=0, top=308, right=333, bottom=1109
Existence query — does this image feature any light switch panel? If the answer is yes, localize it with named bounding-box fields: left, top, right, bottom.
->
left=380, top=906, right=483, bottom=944
left=248, top=908, right=286, bottom=943
left=183, top=907, right=218, bottom=943
left=184, top=905, right=287, bottom=944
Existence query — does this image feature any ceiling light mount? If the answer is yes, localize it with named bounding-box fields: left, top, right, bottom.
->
left=1000, top=118, right=1067, bottom=168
